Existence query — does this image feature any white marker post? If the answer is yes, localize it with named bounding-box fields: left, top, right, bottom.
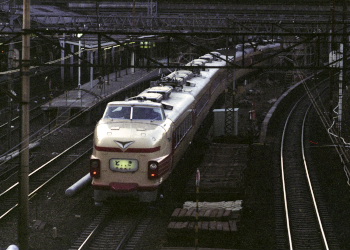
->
left=195, top=168, right=200, bottom=249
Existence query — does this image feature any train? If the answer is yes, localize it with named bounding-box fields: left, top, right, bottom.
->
left=89, top=41, right=281, bottom=203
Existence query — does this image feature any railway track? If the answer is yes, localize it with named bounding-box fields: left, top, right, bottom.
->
left=0, top=101, right=93, bottom=181
left=0, top=133, right=93, bottom=221
left=69, top=204, right=155, bottom=250
left=0, top=105, right=44, bottom=150
left=0, top=92, right=58, bottom=157
left=274, top=81, right=340, bottom=249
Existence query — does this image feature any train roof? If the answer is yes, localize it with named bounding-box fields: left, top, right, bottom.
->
left=106, top=100, right=163, bottom=108
left=104, top=53, right=229, bottom=122
left=164, top=57, right=226, bottom=120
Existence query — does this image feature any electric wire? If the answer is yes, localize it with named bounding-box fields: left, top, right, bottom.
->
left=299, top=68, right=350, bottom=186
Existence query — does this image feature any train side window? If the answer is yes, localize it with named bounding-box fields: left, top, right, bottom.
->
left=173, top=113, right=193, bottom=148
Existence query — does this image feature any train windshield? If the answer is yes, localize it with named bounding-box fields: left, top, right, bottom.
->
left=105, top=106, right=131, bottom=119
left=133, top=106, right=164, bottom=120
left=104, top=106, right=164, bottom=121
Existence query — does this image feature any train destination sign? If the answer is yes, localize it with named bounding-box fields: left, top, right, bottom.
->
left=110, top=159, right=139, bottom=172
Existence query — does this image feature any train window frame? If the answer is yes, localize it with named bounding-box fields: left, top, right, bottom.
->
left=195, top=90, right=210, bottom=117
left=173, top=113, right=193, bottom=149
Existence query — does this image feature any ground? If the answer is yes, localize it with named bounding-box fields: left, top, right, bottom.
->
left=0, top=73, right=287, bottom=250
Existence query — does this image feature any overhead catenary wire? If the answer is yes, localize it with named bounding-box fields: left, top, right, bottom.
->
left=0, top=67, right=156, bottom=174
left=299, top=68, right=350, bottom=186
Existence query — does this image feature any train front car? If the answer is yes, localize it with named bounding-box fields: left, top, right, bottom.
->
left=90, top=100, right=173, bottom=203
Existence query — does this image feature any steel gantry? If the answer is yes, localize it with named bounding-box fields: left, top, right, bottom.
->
left=0, top=2, right=349, bottom=138
left=1, top=3, right=349, bottom=250
left=0, top=3, right=349, bottom=35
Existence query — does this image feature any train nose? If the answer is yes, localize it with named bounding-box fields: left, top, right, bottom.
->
left=113, top=140, right=135, bottom=151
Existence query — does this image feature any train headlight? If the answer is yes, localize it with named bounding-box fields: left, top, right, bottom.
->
left=149, top=163, right=157, bottom=170
left=148, top=161, right=159, bottom=179
left=90, top=159, right=101, bottom=178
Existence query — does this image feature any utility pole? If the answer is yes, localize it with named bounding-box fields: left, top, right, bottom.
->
left=18, top=0, right=30, bottom=249
left=7, top=1, right=15, bottom=151
left=342, top=0, right=347, bottom=134
left=329, top=0, right=335, bottom=119
left=224, top=33, right=236, bottom=136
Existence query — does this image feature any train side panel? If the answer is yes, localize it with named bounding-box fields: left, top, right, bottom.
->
left=90, top=43, right=281, bottom=203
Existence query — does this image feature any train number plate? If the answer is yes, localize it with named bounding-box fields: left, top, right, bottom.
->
left=110, top=159, right=138, bottom=172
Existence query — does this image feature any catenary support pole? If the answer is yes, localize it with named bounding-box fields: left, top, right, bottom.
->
left=19, top=0, right=30, bottom=249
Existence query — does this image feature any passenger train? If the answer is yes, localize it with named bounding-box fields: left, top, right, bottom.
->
left=89, top=42, right=281, bottom=203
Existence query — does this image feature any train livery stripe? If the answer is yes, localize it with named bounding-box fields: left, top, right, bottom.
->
left=95, top=145, right=161, bottom=153
left=126, top=147, right=161, bottom=153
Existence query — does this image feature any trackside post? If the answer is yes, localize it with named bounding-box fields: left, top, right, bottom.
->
left=195, top=168, right=200, bottom=249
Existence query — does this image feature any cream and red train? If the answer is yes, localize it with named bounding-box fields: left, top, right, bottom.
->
left=90, top=42, right=281, bottom=203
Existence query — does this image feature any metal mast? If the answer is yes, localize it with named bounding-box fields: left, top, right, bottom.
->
left=18, top=0, right=30, bottom=249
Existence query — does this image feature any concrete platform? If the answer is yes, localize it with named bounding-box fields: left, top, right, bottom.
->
left=40, top=68, right=161, bottom=126
left=41, top=68, right=160, bottom=110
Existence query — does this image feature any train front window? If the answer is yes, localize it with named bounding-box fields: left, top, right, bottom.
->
left=105, top=106, right=131, bottom=119
left=132, top=107, right=164, bottom=121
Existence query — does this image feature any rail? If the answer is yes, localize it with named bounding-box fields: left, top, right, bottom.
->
left=278, top=81, right=339, bottom=249
left=0, top=133, right=93, bottom=221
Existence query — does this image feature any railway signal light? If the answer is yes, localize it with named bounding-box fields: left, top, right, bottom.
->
left=0, top=43, right=7, bottom=55
left=0, top=44, right=7, bottom=71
